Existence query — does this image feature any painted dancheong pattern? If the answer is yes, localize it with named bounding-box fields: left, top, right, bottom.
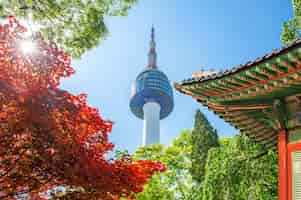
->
left=293, top=151, right=301, bottom=200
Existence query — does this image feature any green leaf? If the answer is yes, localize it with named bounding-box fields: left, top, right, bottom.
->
left=0, top=0, right=137, bottom=58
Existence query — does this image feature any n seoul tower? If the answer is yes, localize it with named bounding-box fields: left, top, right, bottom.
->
left=130, top=27, right=174, bottom=146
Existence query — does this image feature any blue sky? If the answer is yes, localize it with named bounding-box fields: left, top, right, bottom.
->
left=61, top=0, right=293, bottom=153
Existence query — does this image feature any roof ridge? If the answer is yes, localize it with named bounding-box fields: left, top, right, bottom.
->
left=181, top=39, right=301, bottom=85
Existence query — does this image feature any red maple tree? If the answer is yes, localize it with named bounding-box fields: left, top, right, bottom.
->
left=0, top=17, right=166, bottom=200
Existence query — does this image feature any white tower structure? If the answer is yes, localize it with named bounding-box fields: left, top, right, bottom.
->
left=130, top=27, right=174, bottom=146
left=143, top=102, right=161, bottom=145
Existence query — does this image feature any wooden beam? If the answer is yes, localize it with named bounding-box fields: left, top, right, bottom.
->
left=248, top=128, right=273, bottom=138
left=278, top=129, right=288, bottom=200
left=288, top=51, right=301, bottom=67
left=220, top=111, right=243, bottom=117
left=219, top=78, right=243, bottom=90
left=188, top=85, right=216, bottom=96
left=254, top=66, right=274, bottom=79
left=235, top=118, right=260, bottom=126
left=206, top=103, right=271, bottom=111
left=260, top=66, right=278, bottom=77
left=240, top=123, right=266, bottom=131
left=276, top=57, right=295, bottom=72
left=246, top=70, right=267, bottom=82
left=230, top=117, right=253, bottom=124
left=265, top=63, right=281, bottom=75
left=205, top=82, right=228, bottom=93
left=266, top=140, right=278, bottom=149
left=254, top=132, right=278, bottom=142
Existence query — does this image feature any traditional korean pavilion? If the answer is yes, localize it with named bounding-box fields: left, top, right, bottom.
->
left=174, top=39, right=301, bottom=200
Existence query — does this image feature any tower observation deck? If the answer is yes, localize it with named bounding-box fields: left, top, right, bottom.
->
left=130, top=27, right=174, bottom=146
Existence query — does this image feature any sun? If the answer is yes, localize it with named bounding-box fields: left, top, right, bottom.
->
left=19, top=39, right=37, bottom=55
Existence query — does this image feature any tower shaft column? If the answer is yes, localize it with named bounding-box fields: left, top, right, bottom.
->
left=143, top=102, right=161, bottom=146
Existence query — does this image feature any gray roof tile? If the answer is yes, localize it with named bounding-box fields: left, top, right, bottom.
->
left=181, top=39, right=301, bottom=85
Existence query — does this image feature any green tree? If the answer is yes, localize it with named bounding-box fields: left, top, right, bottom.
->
left=201, top=134, right=278, bottom=200
left=133, top=130, right=193, bottom=200
left=0, top=0, right=137, bottom=58
left=282, top=0, right=301, bottom=45
left=190, top=109, right=219, bottom=183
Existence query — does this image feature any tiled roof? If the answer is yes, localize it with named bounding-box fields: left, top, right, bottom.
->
left=175, top=39, right=301, bottom=149
left=180, top=39, right=301, bottom=85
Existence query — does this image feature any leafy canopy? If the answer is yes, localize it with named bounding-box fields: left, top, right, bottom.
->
left=202, top=134, right=278, bottom=200
left=133, top=130, right=194, bottom=200
left=0, top=0, right=137, bottom=58
left=190, top=109, right=219, bottom=183
left=282, top=0, right=301, bottom=44
left=129, top=109, right=278, bottom=200
left=0, top=17, right=165, bottom=200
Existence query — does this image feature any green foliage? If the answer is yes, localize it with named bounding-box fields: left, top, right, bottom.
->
left=130, top=111, right=278, bottom=200
left=190, top=109, right=219, bottom=183
left=293, top=0, right=301, bottom=16
left=133, top=130, right=193, bottom=200
left=201, top=134, right=278, bottom=200
left=0, top=0, right=137, bottom=58
left=132, top=128, right=277, bottom=200
left=281, top=18, right=300, bottom=45
left=281, top=0, right=301, bottom=45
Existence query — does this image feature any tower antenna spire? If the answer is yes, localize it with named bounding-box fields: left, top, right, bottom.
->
left=148, top=25, right=157, bottom=68
left=151, top=25, right=155, bottom=41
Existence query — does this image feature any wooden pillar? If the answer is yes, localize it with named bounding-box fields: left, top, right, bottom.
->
left=278, top=129, right=288, bottom=200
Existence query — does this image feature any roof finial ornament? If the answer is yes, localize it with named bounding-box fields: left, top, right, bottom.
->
left=148, top=25, right=157, bottom=68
